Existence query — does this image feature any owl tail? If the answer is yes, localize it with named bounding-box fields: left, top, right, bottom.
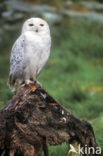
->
left=8, top=74, right=16, bottom=92
left=8, top=74, right=15, bottom=86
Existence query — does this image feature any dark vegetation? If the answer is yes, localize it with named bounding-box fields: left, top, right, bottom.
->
left=0, top=83, right=98, bottom=156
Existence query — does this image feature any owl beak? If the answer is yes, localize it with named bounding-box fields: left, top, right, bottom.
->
left=36, top=29, right=38, bottom=32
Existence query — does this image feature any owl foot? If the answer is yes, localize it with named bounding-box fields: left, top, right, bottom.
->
left=20, top=80, right=34, bottom=87
left=25, top=79, right=34, bottom=85
left=21, top=80, right=42, bottom=88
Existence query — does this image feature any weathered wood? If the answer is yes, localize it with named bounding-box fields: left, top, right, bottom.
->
left=0, top=83, right=101, bottom=156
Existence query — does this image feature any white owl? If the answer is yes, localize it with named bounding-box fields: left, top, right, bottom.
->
left=9, top=17, right=51, bottom=89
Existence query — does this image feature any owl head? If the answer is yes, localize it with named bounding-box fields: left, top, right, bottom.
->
left=22, top=17, right=50, bottom=34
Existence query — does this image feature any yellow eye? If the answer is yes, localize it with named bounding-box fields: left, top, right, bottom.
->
left=40, top=24, right=44, bottom=26
left=29, top=24, right=34, bottom=26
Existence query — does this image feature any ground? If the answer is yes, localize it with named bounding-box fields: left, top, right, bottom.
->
left=0, top=19, right=103, bottom=155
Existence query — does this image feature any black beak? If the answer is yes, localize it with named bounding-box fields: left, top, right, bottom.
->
left=36, top=29, right=38, bottom=32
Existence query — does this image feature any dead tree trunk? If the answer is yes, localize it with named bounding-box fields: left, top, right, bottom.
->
left=0, top=83, right=101, bottom=156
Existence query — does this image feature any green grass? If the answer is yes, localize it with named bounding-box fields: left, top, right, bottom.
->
left=0, top=19, right=103, bottom=154
left=49, top=143, right=68, bottom=156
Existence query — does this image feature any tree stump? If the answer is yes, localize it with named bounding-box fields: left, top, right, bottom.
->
left=0, top=83, right=101, bottom=156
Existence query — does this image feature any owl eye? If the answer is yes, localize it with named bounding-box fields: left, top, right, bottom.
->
left=29, top=23, right=34, bottom=26
left=40, top=24, right=44, bottom=26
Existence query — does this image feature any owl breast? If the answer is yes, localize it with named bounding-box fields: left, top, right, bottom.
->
left=23, top=31, right=51, bottom=81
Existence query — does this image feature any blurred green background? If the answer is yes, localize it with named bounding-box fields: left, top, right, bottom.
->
left=0, top=0, right=103, bottom=155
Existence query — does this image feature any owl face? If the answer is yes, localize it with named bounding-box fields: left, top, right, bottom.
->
left=22, top=18, right=50, bottom=34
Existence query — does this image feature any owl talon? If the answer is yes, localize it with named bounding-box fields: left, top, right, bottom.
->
left=25, top=80, right=34, bottom=85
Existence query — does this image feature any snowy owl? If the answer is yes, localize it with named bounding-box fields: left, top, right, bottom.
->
left=8, top=17, right=51, bottom=89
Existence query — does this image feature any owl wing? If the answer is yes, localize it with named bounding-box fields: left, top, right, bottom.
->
left=8, top=34, right=25, bottom=87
